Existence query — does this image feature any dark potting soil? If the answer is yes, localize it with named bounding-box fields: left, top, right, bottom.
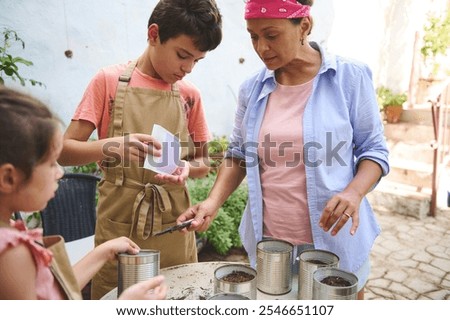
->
left=306, top=259, right=327, bottom=265
left=320, top=276, right=352, bottom=287
left=221, top=271, right=255, bottom=283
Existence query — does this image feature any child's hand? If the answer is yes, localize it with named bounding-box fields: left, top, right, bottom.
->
left=155, top=160, right=189, bottom=185
left=118, top=275, right=167, bottom=300
left=106, top=134, right=161, bottom=165
left=99, top=236, right=140, bottom=261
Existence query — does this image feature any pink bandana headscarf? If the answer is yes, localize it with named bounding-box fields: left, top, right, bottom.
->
left=245, top=0, right=311, bottom=20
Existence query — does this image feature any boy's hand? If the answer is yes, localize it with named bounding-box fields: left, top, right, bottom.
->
left=118, top=275, right=167, bottom=300
left=106, top=133, right=161, bottom=165
left=154, top=160, right=189, bottom=185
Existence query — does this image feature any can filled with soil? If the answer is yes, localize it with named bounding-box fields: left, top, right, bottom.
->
left=214, top=264, right=257, bottom=299
left=298, top=249, right=339, bottom=300
left=208, top=293, right=251, bottom=300
left=312, top=267, right=358, bottom=300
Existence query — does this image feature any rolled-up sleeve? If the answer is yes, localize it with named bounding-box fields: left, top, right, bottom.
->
left=225, top=82, right=249, bottom=160
left=350, top=64, right=390, bottom=177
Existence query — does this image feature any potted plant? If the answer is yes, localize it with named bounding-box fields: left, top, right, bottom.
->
left=377, top=86, right=408, bottom=124
left=417, top=11, right=450, bottom=103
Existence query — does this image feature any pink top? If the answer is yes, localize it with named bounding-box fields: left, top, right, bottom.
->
left=73, top=62, right=211, bottom=142
left=0, top=221, right=65, bottom=299
left=257, top=80, right=314, bottom=245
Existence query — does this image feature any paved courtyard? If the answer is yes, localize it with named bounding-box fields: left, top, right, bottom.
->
left=366, top=207, right=450, bottom=300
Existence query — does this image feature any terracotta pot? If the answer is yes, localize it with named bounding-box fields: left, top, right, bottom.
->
left=384, top=105, right=403, bottom=123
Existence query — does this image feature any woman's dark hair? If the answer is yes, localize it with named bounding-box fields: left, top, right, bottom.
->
left=0, top=87, right=60, bottom=180
left=291, top=0, right=314, bottom=34
left=148, top=0, right=222, bottom=52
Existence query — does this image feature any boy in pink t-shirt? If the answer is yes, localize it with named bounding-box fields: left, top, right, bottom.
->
left=59, top=0, right=223, bottom=299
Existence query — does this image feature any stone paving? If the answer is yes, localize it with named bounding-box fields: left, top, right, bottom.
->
left=366, top=207, right=450, bottom=300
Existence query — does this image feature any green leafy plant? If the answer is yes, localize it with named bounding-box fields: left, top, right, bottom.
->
left=376, top=86, right=407, bottom=109
left=207, top=135, right=229, bottom=173
left=420, top=11, right=450, bottom=78
left=11, top=211, right=41, bottom=229
left=0, top=28, right=44, bottom=86
left=208, top=135, right=229, bottom=155
left=187, top=172, right=248, bottom=255
left=71, top=162, right=102, bottom=176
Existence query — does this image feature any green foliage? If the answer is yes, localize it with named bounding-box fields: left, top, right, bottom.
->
left=0, top=28, right=44, bottom=87
left=208, top=135, right=229, bottom=172
left=196, top=208, right=234, bottom=255
left=71, top=162, right=102, bottom=176
left=376, top=87, right=407, bottom=108
left=11, top=211, right=41, bottom=229
left=187, top=172, right=248, bottom=255
left=207, top=135, right=229, bottom=155
left=420, top=12, right=450, bottom=77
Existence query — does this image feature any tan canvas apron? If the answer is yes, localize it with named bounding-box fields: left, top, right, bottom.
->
left=43, top=235, right=83, bottom=300
left=91, top=61, right=197, bottom=299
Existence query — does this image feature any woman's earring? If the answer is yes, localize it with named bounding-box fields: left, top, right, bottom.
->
left=301, top=37, right=304, bottom=45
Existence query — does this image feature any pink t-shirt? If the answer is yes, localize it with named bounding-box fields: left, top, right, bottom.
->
left=0, top=221, right=65, bottom=299
left=257, top=80, right=314, bottom=245
left=73, top=62, right=210, bottom=142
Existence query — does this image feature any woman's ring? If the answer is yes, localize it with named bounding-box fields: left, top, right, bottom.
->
left=343, top=212, right=352, bottom=219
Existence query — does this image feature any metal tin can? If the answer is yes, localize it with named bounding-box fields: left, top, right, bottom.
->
left=256, top=239, right=293, bottom=295
left=214, top=264, right=257, bottom=299
left=312, top=267, right=358, bottom=300
left=117, top=249, right=160, bottom=296
left=298, top=249, right=339, bottom=300
left=208, top=293, right=251, bottom=300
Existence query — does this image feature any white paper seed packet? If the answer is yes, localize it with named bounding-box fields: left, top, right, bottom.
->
left=144, top=124, right=181, bottom=175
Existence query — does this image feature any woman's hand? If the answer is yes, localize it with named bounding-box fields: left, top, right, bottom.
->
left=154, top=160, right=190, bottom=185
left=319, top=160, right=383, bottom=236
left=319, top=187, right=362, bottom=236
left=98, top=236, right=140, bottom=261
left=118, top=275, right=167, bottom=300
left=176, top=198, right=220, bottom=233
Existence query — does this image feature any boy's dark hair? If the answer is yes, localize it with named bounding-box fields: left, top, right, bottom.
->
left=0, top=87, right=60, bottom=180
left=148, top=0, right=222, bottom=52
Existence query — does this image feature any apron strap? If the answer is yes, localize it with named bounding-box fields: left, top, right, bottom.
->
left=131, top=183, right=172, bottom=240
left=170, top=82, right=179, bottom=94
left=112, top=60, right=138, bottom=187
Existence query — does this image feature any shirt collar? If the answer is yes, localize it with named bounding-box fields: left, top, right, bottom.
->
left=260, top=41, right=337, bottom=83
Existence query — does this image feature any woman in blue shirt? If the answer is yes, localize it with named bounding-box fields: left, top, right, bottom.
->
left=179, top=0, right=389, bottom=299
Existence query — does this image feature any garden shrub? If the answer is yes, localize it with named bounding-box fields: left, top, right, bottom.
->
left=187, top=172, right=248, bottom=255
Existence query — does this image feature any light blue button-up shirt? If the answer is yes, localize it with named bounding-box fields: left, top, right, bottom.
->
left=225, top=42, right=389, bottom=273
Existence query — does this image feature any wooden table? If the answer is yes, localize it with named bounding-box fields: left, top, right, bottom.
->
left=102, top=261, right=299, bottom=300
